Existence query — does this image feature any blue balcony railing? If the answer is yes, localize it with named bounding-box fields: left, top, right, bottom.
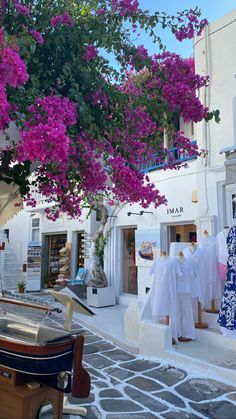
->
left=139, top=141, right=197, bottom=173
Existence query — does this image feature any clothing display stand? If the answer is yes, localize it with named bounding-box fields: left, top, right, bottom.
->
left=63, top=396, right=87, bottom=416
left=198, top=230, right=221, bottom=315
left=195, top=301, right=208, bottom=329
left=205, top=299, right=219, bottom=314
left=178, top=336, right=192, bottom=342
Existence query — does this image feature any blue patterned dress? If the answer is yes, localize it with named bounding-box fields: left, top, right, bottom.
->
left=218, top=225, right=236, bottom=330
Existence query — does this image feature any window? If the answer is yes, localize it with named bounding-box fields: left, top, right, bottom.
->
left=32, top=218, right=39, bottom=228
left=32, top=218, right=40, bottom=241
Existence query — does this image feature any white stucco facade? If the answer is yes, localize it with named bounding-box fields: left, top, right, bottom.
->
left=194, top=9, right=236, bottom=230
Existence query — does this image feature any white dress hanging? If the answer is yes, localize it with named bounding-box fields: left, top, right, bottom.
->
left=175, top=257, right=196, bottom=340
left=143, top=256, right=178, bottom=340
left=183, top=245, right=203, bottom=302
left=216, top=230, right=229, bottom=280
left=175, top=256, right=196, bottom=296
left=198, top=234, right=222, bottom=305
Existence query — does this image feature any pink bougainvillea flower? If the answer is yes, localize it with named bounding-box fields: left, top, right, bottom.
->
left=84, top=45, right=98, bottom=62
left=30, top=29, right=44, bottom=44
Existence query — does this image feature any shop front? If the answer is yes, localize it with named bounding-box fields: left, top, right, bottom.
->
left=42, top=233, right=67, bottom=288
left=122, top=228, right=137, bottom=295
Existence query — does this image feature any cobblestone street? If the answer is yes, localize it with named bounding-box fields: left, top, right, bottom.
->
left=63, top=325, right=236, bottom=419
left=6, top=292, right=236, bottom=419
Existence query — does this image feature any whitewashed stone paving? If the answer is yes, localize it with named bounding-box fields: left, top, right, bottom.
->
left=5, top=291, right=236, bottom=419
left=63, top=330, right=236, bottom=419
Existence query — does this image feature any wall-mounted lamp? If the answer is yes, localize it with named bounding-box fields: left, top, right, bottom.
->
left=127, top=212, right=141, bottom=216
left=191, top=190, right=198, bottom=203
left=139, top=210, right=154, bottom=215
left=30, top=212, right=36, bottom=217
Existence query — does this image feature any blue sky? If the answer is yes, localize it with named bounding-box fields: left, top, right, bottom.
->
left=136, top=0, right=236, bottom=57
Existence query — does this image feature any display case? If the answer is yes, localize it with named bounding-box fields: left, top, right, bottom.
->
left=48, top=235, right=67, bottom=287
left=27, top=241, right=42, bottom=292
left=57, top=243, right=71, bottom=286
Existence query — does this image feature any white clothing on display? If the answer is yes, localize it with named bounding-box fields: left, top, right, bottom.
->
left=175, top=255, right=196, bottom=296
left=175, top=256, right=196, bottom=340
left=216, top=230, right=229, bottom=280
left=182, top=245, right=203, bottom=302
left=177, top=293, right=196, bottom=340
left=198, top=234, right=222, bottom=305
left=146, top=256, right=178, bottom=340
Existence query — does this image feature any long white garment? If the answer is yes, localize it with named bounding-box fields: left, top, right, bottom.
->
left=175, top=257, right=195, bottom=296
left=144, top=256, right=178, bottom=340
left=216, top=230, right=229, bottom=280
left=175, top=257, right=196, bottom=339
left=182, top=245, right=203, bottom=302
left=177, top=293, right=196, bottom=339
left=198, top=235, right=222, bottom=305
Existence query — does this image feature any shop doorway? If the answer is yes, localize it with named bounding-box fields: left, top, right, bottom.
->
left=76, top=232, right=85, bottom=271
left=225, top=184, right=236, bottom=226
left=168, top=223, right=196, bottom=249
left=122, top=228, right=137, bottom=295
left=43, top=234, right=67, bottom=287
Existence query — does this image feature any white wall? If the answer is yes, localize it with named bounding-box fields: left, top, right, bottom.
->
left=4, top=210, right=31, bottom=264
left=195, top=10, right=236, bottom=164
left=194, top=9, right=236, bottom=231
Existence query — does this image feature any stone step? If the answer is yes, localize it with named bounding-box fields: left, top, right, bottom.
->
left=5, top=261, right=21, bottom=266
left=195, top=326, right=236, bottom=352
left=4, top=266, right=21, bottom=271
left=4, top=253, right=18, bottom=259
left=168, top=339, right=236, bottom=386
left=201, top=310, right=220, bottom=330
left=3, top=272, right=22, bottom=278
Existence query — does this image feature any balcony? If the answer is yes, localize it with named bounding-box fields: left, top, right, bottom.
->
left=139, top=141, right=197, bottom=173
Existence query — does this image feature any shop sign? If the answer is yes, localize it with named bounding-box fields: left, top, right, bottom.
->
left=167, top=207, right=184, bottom=216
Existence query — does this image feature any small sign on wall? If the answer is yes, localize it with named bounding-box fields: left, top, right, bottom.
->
left=135, top=229, right=160, bottom=267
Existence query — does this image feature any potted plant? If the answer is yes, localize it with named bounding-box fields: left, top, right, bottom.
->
left=18, top=280, right=26, bottom=294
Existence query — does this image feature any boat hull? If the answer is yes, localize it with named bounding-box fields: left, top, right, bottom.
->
left=0, top=311, right=90, bottom=397
left=0, top=344, right=73, bottom=375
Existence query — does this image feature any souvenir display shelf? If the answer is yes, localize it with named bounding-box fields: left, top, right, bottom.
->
left=48, top=235, right=67, bottom=286
left=57, top=243, right=71, bottom=286
left=27, top=241, right=42, bottom=292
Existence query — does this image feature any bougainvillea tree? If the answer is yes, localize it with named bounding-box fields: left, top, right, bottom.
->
left=0, top=0, right=218, bottom=221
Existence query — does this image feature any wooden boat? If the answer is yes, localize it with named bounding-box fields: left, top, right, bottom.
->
left=0, top=296, right=90, bottom=398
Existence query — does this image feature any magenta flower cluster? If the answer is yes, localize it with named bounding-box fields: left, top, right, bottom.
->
left=152, top=53, right=209, bottom=122
left=91, top=87, right=109, bottom=109
left=95, top=8, right=106, bottom=16
left=0, top=29, right=28, bottom=129
left=173, top=11, right=208, bottom=41
left=84, top=45, right=99, bottom=62
left=29, top=29, right=44, bottom=44
left=111, top=0, right=139, bottom=16
left=108, top=156, right=166, bottom=208
left=0, top=2, right=213, bottom=220
left=51, top=12, right=73, bottom=27
left=14, top=2, right=31, bottom=17
left=17, top=96, right=80, bottom=219
left=136, top=45, right=149, bottom=59
left=18, top=96, right=77, bottom=163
